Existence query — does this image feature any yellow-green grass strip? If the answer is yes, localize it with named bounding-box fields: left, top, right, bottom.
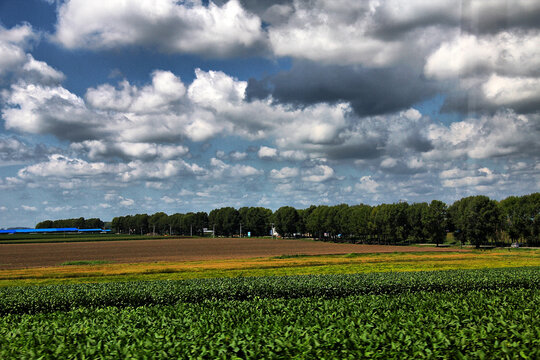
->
left=0, top=248, right=538, bottom=287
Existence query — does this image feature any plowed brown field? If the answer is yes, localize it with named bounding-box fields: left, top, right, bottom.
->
left=0, top=237, right=465, bottom=269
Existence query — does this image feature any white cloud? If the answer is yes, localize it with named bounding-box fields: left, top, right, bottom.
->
left=104, top=193, right=117, bottom=201
left=425, top=31, right=540, bottom=80
left=188, top=68, right=246, bottom=107
left=178, top=189, right=194, bottom=196
left=45, top=205, right=72, bottom=212
left=0, top=24, right=65, bottom=85
left=302, top=164, right=334, bottom=182
left=482, top=75, right=540, bottom=109
left=268, top=2, right=405, bottom=66
left=0, top=24, right=35, bottom=75
left=21, top=205, right=37, bottom=211
left=279, top=150, right=308, bottom=161
left=440, top=167, right=502, bottom=188
left=118, top=197, right=135, bottom=207
left=0, top=137, right=53, bottom=165
left=21, top=54, right=65, bottom=84
left=425, top=110, right=540, bottom=160
left=258, top=146, right=278, bottom=159
left=10, top=154, right=205, bottom=189
left=54, top=0, right=266, bottom=57
left=355, top=176, right=379, bottom=193
left=86, top=70, right=185, bottom=113
left=73, top=140, right=189, bottom=161
left=145, top=182, right=171, bottom=190
left=270, top=166, right=299, bottom=180
left=380, top=157, right=398, bottom=169
left=160, top=195, right=180, bottom=204
left=18, top=154, right=122, bottom=179
left=230, top=151, right=247, bottom=161
left=2, top=83, right=94, bottom=140
left=208, top=158, right=262, bottom=178
left=121, top=159, right=204, bottom=182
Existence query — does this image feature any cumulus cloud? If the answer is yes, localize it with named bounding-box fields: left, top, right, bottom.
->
left=0, top=137, right=56, bottom=165
left=268, top=1, right=412, bottom=67
left=257, top=146, right=278, bottom=159
left=440, top=167, right=504, bottom=188
left=21, top=55, right=65, bottom=84
left=425, top=32, right=540, bottom=80
left=2, top=1, right=539, bottom=211
left=17, top=154, right=123, bottom=179
left=269, top=166, right=299, bottom=180
left=302, top=164, right=335, bottom=182
left=45, top=205, right=73, bottom=213
left=72, top=140, right=189, bottom=161
left=161, top=195, right=181, bottom=204
left=208, top=158, right=262, bottom=178
left=54, top=0, right=267, bottom=57
left=118, top=197, right=135, bottom=207
left=86, top=70, right=186, bottom=113
left=247, top=61, right=437, bottom=118
left=2, top=83, right=99, bottom=141
left=0, top=24, right=65, bottom=86
left=21, top=205, right=37, bottom=211
left=230, top=151, right=248, bottom=161
left=120, top=159, right=205, bottom=182
left=6, top=68, right=404, bottom=164
left=481, top=75, right=540, bottom=112
left=425, top=110, right=540, bottom=160
left=0, top=24, right=35, bottom=75
left=355, top=176, right=380, bottom=193
left=12, top=154, right=205, bottom=188
left=425, top=30, right=540, bottom=113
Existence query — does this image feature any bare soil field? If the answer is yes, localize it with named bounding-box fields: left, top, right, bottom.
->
left=0, top=237, right=467, bottom=269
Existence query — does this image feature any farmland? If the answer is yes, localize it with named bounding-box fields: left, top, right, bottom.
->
left=0, top=236, right=467, bottom=269
left=0, top=267, right=538, bottom=358
left=0, top=237, right=538, bottom=358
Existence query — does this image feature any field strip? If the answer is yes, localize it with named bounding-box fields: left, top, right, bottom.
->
left=1, top=249, right=538, bottom=287
left=0, top=238, right=471, bottom=269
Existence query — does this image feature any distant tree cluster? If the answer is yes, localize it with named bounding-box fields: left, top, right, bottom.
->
left=111, top=212, right=209, bottom=236
left=37, top=193, right=539, bottom=247
left=499, top=193, right=540, bottom=245
left=35, top=217, right=104, bottom=229
left=276, top=201, right=448, bottom=245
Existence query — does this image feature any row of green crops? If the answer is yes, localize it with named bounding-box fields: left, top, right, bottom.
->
left=1, top=267, right=538, bottom=315
left=1, top=288, right=538, bottom=359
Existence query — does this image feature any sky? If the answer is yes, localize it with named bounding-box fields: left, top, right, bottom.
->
left=0, top=0, right=539, bottom=227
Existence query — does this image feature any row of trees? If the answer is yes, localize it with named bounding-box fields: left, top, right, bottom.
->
left=39, top=193, right=539, bottom=247
left=35, top=217, right=104, bottom=229
left=110, top=207, right=274, bottom=237
left=272, top=201, right=447, bottom=245
left=111, top=212, right=209, bottom=236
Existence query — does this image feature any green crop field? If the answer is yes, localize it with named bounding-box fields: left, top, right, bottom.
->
left=0, top=267, right=539, bottom=358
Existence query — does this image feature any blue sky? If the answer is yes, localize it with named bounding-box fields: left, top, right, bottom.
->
left=1, top=0, right=539, bottom=227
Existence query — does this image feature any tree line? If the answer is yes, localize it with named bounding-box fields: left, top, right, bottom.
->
left=37, top=193, right=539, bottom=247
left=35, top=217, right=104, bottom=229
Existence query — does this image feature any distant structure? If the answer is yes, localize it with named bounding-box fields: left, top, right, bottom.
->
left=0, top=228, right=110, bottom=234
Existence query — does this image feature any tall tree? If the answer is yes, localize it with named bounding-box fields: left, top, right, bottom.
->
left=425, top=200, right=447, bottom=246
left=209, top=207, right=239, bottom=236
left=273, top=206, right=299, bottom=238
left=449, top=196, right=501, bottom=248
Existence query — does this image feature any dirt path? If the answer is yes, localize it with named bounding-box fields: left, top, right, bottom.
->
left=0, top=237, right=466, bottom=269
